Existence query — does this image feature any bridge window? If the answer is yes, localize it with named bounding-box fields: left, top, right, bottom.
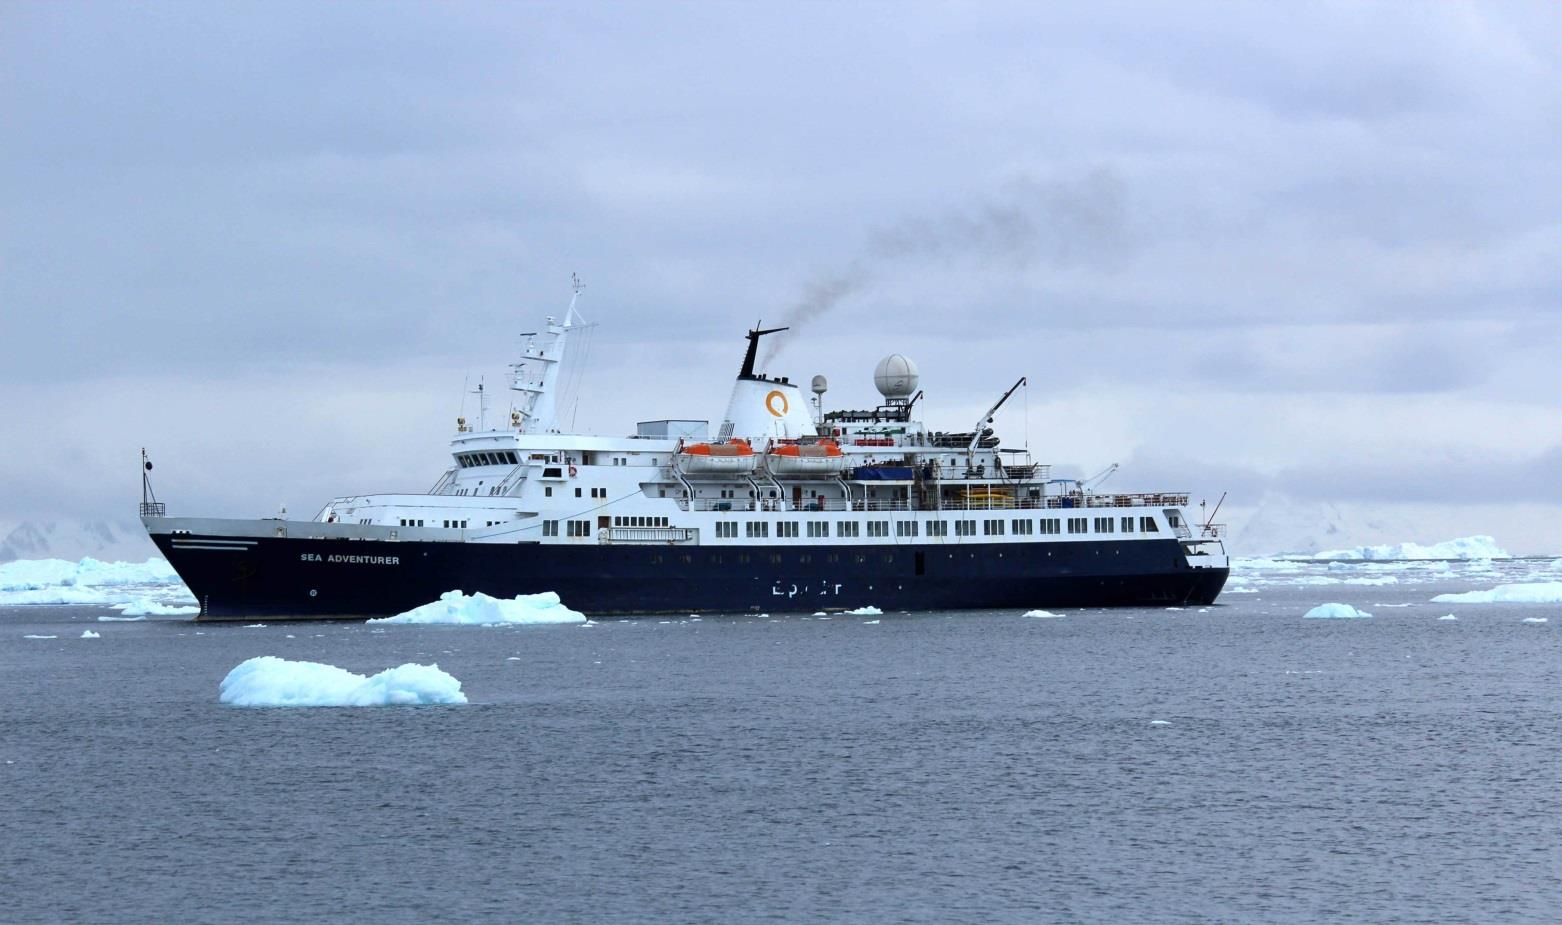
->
left=1140, top=517, right=1159, bottom=533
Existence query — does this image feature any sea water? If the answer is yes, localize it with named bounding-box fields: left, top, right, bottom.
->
left=3, top=556, right=1561, bottom=923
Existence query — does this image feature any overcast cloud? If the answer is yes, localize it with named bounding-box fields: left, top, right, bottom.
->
left=2, top=1, right=1559, bottom=553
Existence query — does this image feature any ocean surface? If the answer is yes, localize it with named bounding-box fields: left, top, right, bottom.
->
left=4, top=556, right=1562, bottom=924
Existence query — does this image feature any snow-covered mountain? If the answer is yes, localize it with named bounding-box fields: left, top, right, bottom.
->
left=0, top=520, right=158, bottom=564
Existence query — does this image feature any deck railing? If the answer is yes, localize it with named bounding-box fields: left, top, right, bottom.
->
left=677, top=492, right=1192, bottom=515
left=139, top=502, right=166, bottom=518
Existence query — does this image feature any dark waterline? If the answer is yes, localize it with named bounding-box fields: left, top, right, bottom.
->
left=3, top=568, right=1561, bottom=923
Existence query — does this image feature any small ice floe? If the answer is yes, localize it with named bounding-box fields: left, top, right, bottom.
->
left=218, top=655, right=467, bottom=707
left=1437, top=615, right=1458, bottom=621
left=23, top=634, right=58, bottom=640
left=97, top=615, right=146, bottom=622
left=1304, top=603, right=1373, bottom=619
left=1164, top=607, right=1184, bottom=611
left=845, top=605, right=883, bottom=616
left=862, top=619, right=880, bottom=625
left=369, top=590, right=585, bottom=625
left=1522, top=617, right=1549, bottom=624
left=1225, top=587, right=1259, bottom=594
left=812, top=611, right=827, bottom=617
left=243, top=623, right=267, bottom=628
left=505, top=656, right=521, bottom=661
left=1023, top=610, right=1062, bottom=618
left=114, top=599, right=199, bottom=617
left=80, top=629, right=101, bottom=639
left=1149, top=720, right=1172, bottom=726
left=1433, top=583, right=1562, bottom=605
left=1378, top=604, right=1415, bottom=608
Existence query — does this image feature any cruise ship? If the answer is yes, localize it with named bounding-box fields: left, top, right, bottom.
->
left=141, top=285, right=1229, bottom=619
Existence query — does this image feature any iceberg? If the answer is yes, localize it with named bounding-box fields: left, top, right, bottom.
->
left=1304, top=603, right=1373, bottom=619
left=844, top=605, right=883, bottom=616
left=1437, top=615, right=1458, bottom=621
left=218, top=656, right=467, bottom=707
left=1023, top=609, right=1062, bottom=618
left=1313, top=535, right=1510, bottom=561
left=0, top=556, right=192, bottom=606
left=369, top=590, right=586, bottom=625
left=1431, top=583, right=1562, bottom=605
left=80, top=629, right=101, bottom=638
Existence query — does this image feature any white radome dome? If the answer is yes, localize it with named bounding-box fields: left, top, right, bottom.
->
left=874, top=354, right=919, bottom=400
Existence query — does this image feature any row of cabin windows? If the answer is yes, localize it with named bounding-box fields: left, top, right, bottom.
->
left=651, top=552, right=899, bottom=566
left=700, top=516, right=1161, bottom=540
left=613, top=516, right=670, bottom=528
left=538, top=514, right=1164, bottom=540
left=456, top=451, right=519, bottom=468
left=541, top=520, right=593, bottom=537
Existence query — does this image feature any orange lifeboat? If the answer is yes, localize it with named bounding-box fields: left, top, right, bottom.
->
left=765, top=439, right=847, bottom=477
left=675, top=438, right=759, bottom=476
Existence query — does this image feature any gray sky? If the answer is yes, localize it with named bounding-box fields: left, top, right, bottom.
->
left=3, top=1, right=1559, bottom=553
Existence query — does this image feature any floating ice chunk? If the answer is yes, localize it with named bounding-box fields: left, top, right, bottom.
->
left=862, top=619, right=880, bottom=625
left=505, top=656, right=521, bottom=661
left=1149, top=720, right=1172, bottom=726
left=812, top=611, right=827, bottom=616
left=369, top=590, right=585, bottom=625
left=218, top=656, right=467, bottom=707
left=114, top=599, right=199, bottom=616
left=1023, top=610, right=1062, bottom=618
left=1522, top=617, right=1549, bottom=624
left=98, top=615, right=146, bottom=622
left=22, top=634, right=58, bottom=639
left=1226, top=587, right=1259, bottom=594
left=1304, top=603, right=1373, bottom=619
left=1313, top=535, right=1510, bottom=561
left=1433, top=583, right=1562, bottom=605
left=1437, top=615, right=1458, bottom=621
left=243, top=624, right=267, bottom=628
left=845, top=605, right=883, bottom=616
left=80, top=629, right=101, bottom=638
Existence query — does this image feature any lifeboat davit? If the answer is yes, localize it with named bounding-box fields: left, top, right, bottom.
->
left=765, top=439, right=847, bottom=477
left=675, top=439, right=759, bottom=476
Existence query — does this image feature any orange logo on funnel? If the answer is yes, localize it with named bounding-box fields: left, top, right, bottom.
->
left=765, top=390, right=789, bottom=417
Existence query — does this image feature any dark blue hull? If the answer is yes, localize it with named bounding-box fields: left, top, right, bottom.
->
left=151, top=533, right=1228, bottom=620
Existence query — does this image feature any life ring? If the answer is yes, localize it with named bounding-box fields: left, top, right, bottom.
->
left=568, top=464, right=578, bottom=477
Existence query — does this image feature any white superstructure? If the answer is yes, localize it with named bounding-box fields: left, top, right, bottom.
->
left=309, top=288, right=1227, bottom=569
